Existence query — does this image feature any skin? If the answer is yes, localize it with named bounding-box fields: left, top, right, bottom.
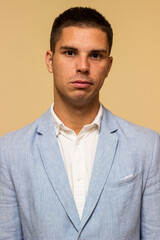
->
left=46, top=26, right=113, bottom=134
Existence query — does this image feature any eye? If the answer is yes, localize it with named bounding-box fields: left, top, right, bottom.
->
left=65, top=51, right=76, bottom=56
left=91, top=53, right=101, bottom=59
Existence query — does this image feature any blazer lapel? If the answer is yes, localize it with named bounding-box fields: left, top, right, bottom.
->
left=37, top=110, right=80, bottom=231
left=80, top=107, right=119, bottom=231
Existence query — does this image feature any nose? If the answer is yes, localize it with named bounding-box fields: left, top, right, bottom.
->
left=76, top=56, right=90, bottom=74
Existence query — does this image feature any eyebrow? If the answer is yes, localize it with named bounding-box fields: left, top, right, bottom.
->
left=60, top=46, right=78, bottom=51
left=91, top=49, right=108, bottom=54
left=60, top=46, right=108, bottom=54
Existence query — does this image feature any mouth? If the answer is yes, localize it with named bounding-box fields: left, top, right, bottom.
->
left=71, top=80, right=92, bottom=89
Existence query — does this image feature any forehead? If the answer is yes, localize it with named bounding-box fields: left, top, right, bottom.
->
left=55, top=26, right=109, bottom=51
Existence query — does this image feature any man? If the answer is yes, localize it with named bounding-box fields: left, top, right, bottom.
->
left=0, top=7, right=160, bottom=240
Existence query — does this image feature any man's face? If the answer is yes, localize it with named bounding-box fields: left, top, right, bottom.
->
left=46, top=26, right=113, bottom=107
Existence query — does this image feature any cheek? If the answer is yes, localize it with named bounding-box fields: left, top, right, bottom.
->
left=101, top=65, right=110, bottom=80
left=94, top=66, right=109, bottom=82
left=53, top=62, right=64, bottom=80
left=53, top=60, right=74, bottom=80
left=53, top=65, right=70, bottom=89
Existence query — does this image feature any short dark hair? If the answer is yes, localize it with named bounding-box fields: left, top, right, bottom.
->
left=50, top=7, right=113, bottom=55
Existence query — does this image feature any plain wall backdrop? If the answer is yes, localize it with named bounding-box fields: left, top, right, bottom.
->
left=0, top=0, right=160, bottom=135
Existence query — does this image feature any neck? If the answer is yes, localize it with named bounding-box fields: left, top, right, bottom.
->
left=53, top=100, right=100, bottom=135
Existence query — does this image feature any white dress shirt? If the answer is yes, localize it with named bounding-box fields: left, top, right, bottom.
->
left=51, top=104, right=103, bottom=218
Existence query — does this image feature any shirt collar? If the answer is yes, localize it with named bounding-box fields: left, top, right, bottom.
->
left=50, top=103, right=103, bottom=136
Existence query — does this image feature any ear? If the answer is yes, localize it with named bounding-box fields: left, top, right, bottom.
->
left=105, top=56, right=113, bottom=79
left=107, top=56, right=113, bottom=73
left=45, top=50, right=53, bottom=73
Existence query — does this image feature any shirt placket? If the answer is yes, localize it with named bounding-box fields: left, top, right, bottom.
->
left=72, top=138, right=85, bottom=219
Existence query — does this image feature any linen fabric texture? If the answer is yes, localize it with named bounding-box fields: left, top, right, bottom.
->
left=0, top=106, right=160, bottom=240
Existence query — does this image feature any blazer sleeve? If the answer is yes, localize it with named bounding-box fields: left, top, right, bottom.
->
left=140, top=132, right=160, bottom=239
left=0, top=137, right=23, bottom=240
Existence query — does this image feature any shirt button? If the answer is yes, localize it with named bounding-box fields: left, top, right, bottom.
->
left=76, top=176, right=82, bottom=181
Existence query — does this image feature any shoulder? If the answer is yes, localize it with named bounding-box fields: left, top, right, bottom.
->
left=102, top=106, right=159, bottom=143
left=102, top=107, right=160, bottom=172
left=0, top=108, right=52, bottom=151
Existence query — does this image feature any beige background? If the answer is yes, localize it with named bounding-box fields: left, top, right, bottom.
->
left=0, top=0, right=160, bottom=136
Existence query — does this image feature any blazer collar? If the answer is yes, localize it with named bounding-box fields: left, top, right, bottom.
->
left=36, top=105, right=118, bottom=135
left=100, top=105, right=118, bottom=134
left=37, top=108, right=54, bottom=135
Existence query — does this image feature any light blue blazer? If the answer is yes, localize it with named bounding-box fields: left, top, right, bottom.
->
left=0, top=107, right=160, bottom=240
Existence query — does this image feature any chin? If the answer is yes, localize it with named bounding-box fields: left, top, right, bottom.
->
left=69, top=96, right=97, bottom=108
